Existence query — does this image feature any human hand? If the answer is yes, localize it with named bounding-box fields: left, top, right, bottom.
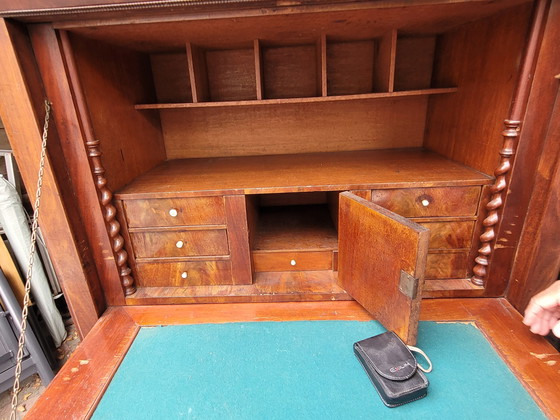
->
left=523, top=281, right=560, bottom=338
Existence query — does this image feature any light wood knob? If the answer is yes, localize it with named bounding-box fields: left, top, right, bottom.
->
left=181, top=272, right=188, bottom=279
left=421, top=199, right=430, bottom=207
left=290, top=259, right=297, bottom=266
left=176, top=240, right=184, bottom=248
left=169, top=208, right=178, bottom=217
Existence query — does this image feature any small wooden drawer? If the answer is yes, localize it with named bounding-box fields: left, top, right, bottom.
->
left=252, top=250, right=334, bottom=272
left=135, top=260, right=232, bottom=286
left=123, top=196, right=226, bottom=228
left=425, top=252, right=469, bottom=279
left=417, top=220, right=475, bottom=250
left=131, top=229, right=229, bottom=258
left=371, top=186, right=481, bottom=217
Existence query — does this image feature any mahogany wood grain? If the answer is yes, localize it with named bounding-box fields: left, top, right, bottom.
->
left=135, top=260, right=233, bottom=287
left=373, top=29, right=396, bottom=92
left=320, top=34, right=327, bottom=97
left=186, top=42, right=209, bottom=103
left=115, top=150, right=492, bottom=199
left=394, top=35, right=436, bottom=91
left=135, top=87, right=457, bottom=109
left=425, top=3, right=532, bottom=175
left=127, top=270, right=350, bottom=305
left=25, top=298, right=560, bottom=419
left=262, top=44, right=319, bottom=99
left=425, top=251, right=469, bottom=279
left=122, top=196, right=226, bottom=228
left=338, top=192, right=429, bottom=345
left=0, top=20, right=102, bottom=337
left=252, top=250, right=334, bottom=272
left=206, top=47, right=257, bottom=101
left=131, top=229, right=229, bottom=259
left=25, top=307, right=139, bottom=420
left=225, top=195, right=253, bottom=285
left=254, top=39, right=264, bottom=100
left=327, top=39, right=375, bottom=95
left=371, top=186, right=481, bottom=217
left=416, top=220, right=474, bottom=250
left=150, top=52, right=192, bottom=103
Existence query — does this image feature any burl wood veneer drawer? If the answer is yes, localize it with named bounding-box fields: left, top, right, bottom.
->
left=131, top=229, right=229, bottom=258
left=417, top=220, right=475, bottom=250
left=135, top=260, right=232, bottom=286
left=123, top=196, right=226, bottom=228
left=371, top=186, right=481, bottom=217
left=252, top=251, right=335, bottom=272
left=425, top=252, right=469, bottom=279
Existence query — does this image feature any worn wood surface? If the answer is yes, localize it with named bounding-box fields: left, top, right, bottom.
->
left=0, top=20, right=102, bottom=337
left=338, top=192, right=429, bottom=344
left=115, top=150, right=492, bottom=199
left=25, top=298, right=560, bottom=419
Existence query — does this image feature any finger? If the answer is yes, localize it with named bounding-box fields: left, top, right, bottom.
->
left=552, top=320, right=560, bottom=339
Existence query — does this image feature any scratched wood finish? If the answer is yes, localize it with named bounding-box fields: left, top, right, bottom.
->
left=122, top=196, right=226, bottom=228
left=115, top=150, right=492, bottom=199
left=25, top=299, right=560, bottom=419
left=338, top=192, right=429, bottom=344
left=135, top=260, right=233, bottom=287
left=371, top=186, right=482, bottom=217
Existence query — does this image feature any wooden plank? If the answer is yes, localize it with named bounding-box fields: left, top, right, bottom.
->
left=319, top=34, right=327, bottom=96
left=186, top=42, right=209, bottom=102
left=373, top=29, right=396, bottom=92
left=338, top=192, right=429, bottom=344
left=327, top=39, right=375, bottom=95
left=0, top=20, right=101, bottom=337
left=0, top=239, right=25, bottom=305
left=160, top=96, right=429, bottom=159
left=254, top=39, right=264, bottom=100
left=150, top=52, right=192, bottom=103
left=394, top=35, right=436, bottom=91
left=115, top=150, right=492, bottom=199
left=206, top=47, right=256, bottom=101
left=25, top=307, right=139, bottom=419
left=225, top=195, right=253, bottom=285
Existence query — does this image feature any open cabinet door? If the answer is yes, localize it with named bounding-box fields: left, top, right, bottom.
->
left=338, top=192, right=429, bottom=345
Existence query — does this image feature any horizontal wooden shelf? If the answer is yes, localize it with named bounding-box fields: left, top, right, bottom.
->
left=115, top=149, right=493, bottom=199
left=135, top=87, right=458, bottom=110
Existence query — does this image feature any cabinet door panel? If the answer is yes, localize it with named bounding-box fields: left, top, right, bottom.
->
left=338, top=192, right=429, bottom=345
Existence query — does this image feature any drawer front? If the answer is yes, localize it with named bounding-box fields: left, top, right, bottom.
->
left=252, top=251, right=334, bottom=272
left=417, top=220, right=475, bottom=250
left=425, top=252, right=469, bottom=279
left=131, top=229, right=229, bottom=258
left=123, top=196, right=226, bottom=228
left=371, top=186, right=481, bottom=217
left=135, top=260, right=232, bottom=286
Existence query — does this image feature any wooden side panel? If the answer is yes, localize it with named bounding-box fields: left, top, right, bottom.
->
left=338, top=192, right=429, bottom=344
left=373, top=29, right=396, bottom=92
left=425, top=4, right=532, bottom=175
left=162, top=97, right=428, bottom=158
left=225, top=195, right=253, bottom=285
left=327, top=40, right=375, bottom=95
left=0, top=20, right=101, bottom=337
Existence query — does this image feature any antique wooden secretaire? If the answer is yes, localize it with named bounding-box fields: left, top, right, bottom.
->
left=0, top=0, right=558, bottom=417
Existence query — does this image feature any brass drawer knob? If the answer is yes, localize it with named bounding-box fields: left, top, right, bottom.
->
left=176, top=240, right=184, bottom=248
left=169, top=208, right=178, bottom=217
left=181, top=271, right=188, bottom=279
left=290, top=259, right=297, bottom=266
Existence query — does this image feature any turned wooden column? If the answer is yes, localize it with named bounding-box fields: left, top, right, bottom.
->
left=472, top=0, right=550, bottom=286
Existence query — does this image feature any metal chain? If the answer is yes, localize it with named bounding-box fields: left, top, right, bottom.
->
left=10, top=100, right=51, bottom=420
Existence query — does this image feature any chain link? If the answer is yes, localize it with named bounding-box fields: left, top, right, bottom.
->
left=10, top=100, right=51, bottom=420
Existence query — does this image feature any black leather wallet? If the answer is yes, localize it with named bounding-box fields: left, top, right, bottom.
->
left=354, top=331, right=429, bottom=407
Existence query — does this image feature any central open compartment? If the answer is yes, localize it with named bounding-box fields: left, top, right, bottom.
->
left=250, top=192, right=340, bottom=273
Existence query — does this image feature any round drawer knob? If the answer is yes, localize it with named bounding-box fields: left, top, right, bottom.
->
left=421, top=199, right=430, bottom=207
left=290, top=259, right=297, bottom=266
left=176, top=240, right=184, bottom=248
left=181, top=272, right=188, bottom=279
left=169, top=208, right=178, bottom=217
